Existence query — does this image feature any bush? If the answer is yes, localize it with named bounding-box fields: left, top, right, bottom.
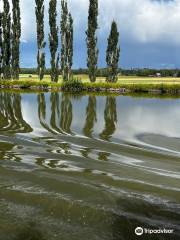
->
left=61, top=78, right=84, bottom=91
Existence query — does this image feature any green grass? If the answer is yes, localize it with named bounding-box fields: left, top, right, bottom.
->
left=18, top=74, right=180, bottom=83
left=17, top=74, right=180, bottom=83
left=1, top=74, right=180, bottom=94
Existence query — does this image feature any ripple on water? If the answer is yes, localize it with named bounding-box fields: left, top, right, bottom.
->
left=0, top=92, right=180, bottom=239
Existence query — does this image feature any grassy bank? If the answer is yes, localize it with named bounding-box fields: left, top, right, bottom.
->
left=1, top=74, right=180, bottom=94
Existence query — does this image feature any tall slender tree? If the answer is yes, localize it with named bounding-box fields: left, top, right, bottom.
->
left=60, top=0, right=73, bottom=81
left=0, top=12, right=3, bottom=79
left=35, top=0, right=46, bottom=80
left=49, top=0, right=59, bottom=82
left=106, top=21, right=120, bottom=82
left=2, top=0, right=11, bottom=79
left=86, top=0, right=98, bottom=82
left=12, top=0, right=21, bottom=80
left=68, top=13, right=73, bottom=80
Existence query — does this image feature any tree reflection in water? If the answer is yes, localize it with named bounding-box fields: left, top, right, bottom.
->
left=0, top=92, right=32, bottom=133
left=50, top=92, right=63, bottom=134
left=38, top=93, right=73, bottom=156
left=38, top=93, right=73, bottom=135
left=37, top=93, right=117, bottom=161
left=99, top=97, right=117, bottom=161
left=0, top=92, right=32, bottom=162
left=81, top=96, right=97, bottom=158
left=83, top=96, right=97, bottom=138
left=60, top=93, right=73, bottom=134
left=100, top=96, right=117, bottom=141
left=37, top=93, right=52, bottom=133
left=38, top=93, right=117, bottom=141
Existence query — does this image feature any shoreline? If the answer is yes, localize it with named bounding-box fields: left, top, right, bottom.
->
left=1, top=80, right=180, bottom=95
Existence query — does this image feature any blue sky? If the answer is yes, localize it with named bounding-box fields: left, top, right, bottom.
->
left=13, top=0, right=180, bottom=69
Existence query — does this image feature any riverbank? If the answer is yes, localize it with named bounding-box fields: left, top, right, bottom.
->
left=1, top=77, right=180, bottom=95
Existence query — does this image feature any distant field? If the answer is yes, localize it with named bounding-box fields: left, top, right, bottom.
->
left=19, top=74, right=180, bottom=85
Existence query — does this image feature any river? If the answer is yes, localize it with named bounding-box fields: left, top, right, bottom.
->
left=0, top=91, right=179, bottom=240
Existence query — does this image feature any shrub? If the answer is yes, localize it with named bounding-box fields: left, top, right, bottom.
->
left=61, top=78, right=84, bottom=91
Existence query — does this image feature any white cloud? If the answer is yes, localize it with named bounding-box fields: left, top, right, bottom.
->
left=98, top=0, right=180, bottom=44
left=16, top=0, right=180, bottom=45
left=20, top=0, right=36, bottom=41
left=1, top=0, right=180, bottom=45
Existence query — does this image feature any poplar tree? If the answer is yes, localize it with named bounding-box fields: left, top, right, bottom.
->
left=68, top=13, right=73, bottom=79
left=0, top=12, right=3, bottom=79
left=106, top=21, right=120, bottom=82
left=35, top=0, right=46, bottom=80
left=60, top=0, right=73, bottom=81
left=12, top=0, right=21, bottom=80
left=2, top=0, right=11, bottom=79
left=86, top=0, right=98, bottom=82
left=49, top=0, right=59, bottom=82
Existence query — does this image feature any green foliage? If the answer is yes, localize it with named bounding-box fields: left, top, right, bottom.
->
left=35, top=0, right=46, bottom=80
left=61, top=78, right=83, bottom=91
left=121, top=68, right=179, bottom=77
left=2, top=0, right=11, bottom=80
left=49, top=0, right=59, bottom=82
left=61, top=0, right=74, bottom=81
left=106, top=21, right=120, bottom=83
left=0, top=79, right=60, bottom=89
left=12, top=0, right=21, bottom=80
left=86, top=0, right=98, bottom=82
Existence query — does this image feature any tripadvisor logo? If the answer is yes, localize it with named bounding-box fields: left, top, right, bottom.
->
left=135, top=226, right=174, bottom=236
left=135, top=227, right=143, bottom=236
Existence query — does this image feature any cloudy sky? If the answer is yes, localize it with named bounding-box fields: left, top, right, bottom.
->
left=5, top=0, right=180, bottom=69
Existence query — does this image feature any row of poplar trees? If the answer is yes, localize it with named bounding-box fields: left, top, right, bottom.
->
left=0, top=0, right=120, bottom=83
left=0, top=0, right=21, bottom=80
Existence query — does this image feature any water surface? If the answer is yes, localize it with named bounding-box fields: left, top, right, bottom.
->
left=0, top=91, right=180, bottom=239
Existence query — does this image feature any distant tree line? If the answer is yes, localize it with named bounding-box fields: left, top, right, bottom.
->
left=20, top=68, right=179, bottom=78
left=121, top=68, right=180, bottom=77
left=0, top=0, right=121, bottom=83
